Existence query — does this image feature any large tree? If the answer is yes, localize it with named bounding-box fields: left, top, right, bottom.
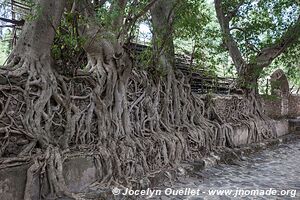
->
left=0, top=0, right=75, bottom=199
left=214, top=0, right=300, bottom=94
left=0, top=0, right=209, bottom=198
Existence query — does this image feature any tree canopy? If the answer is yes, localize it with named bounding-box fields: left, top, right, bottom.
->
left=1, top=0, right=300, bottom=91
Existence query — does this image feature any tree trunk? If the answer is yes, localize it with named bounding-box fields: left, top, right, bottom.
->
left=151, top=0, right=178, bottom=125
left=151, top=0, right=175, bottom=70
left=6, top=0, right=65, bottom=69
left=0, top=1, right=82, bottom=199
left=238, top=63, right=263, bottom=95
left=214, top=0, right=300, bottom=95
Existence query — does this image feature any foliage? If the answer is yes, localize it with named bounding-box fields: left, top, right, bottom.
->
left=259, top=42, right=300, bottom=94
left=1, top=0, right=300, bottom=85
left=0, top=31, right=10, bottom=65
left=174, top=0, right=233, bottom=77
left=229, top=0, right=300, bottom=62
left=51, top=11, right=86, bottom=75
left=273, top=43, right=300, bottom=86
left=213, top=0, right=300, bottom=93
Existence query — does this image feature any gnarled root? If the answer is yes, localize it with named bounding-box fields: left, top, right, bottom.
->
left=0, top=52, right=279, bottom=195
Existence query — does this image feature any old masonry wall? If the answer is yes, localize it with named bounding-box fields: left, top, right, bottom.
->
left=0, top=95, right=292, bottom=200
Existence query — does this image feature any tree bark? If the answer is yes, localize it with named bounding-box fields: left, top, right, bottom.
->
left=150, top=0, right=176, bottom=70
left=0, top=1, right=82, bottom=199
left=8, top=0, right=65, bottom=64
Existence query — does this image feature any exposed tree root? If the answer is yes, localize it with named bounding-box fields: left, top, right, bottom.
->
left=205, top=94, right=277, bottom=147
left=0, top=56, right=80, bottom=199
left=0, top=51, right=278, bottom=198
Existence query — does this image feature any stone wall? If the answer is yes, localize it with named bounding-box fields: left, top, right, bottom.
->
left=207, top=94, right=289, bottom=145
left=231, top=119, right=289, bottom=146
left=0, top=164, right=32, bottom=200
left=288, top=95, right=300, bottom=118
left=261, top=69, right=300, bottom=119
left=269, top=69, right=290, bottom=116
left=289, top=119, right=300, bottom=132
left=0, top=94, right=293, bottom=199
left=262, top=96, right=282, bottom=119
left=0, top=156, right=99, bottom=200
left=262, top=95, right=300, bottom=119
left=0, top=119, right=290, bottom=200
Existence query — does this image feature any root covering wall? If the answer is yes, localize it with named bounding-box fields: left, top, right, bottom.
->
left=0, top=94, right=289, bottom=200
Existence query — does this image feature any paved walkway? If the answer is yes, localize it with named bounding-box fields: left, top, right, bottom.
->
left=158, top=139, right=300, bottom=200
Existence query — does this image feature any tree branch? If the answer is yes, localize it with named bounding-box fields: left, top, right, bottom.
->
left=255, top=14, right=300, bottom=67
left=132, top=0, right=159, bottom=21
left=226, top=0, right=245, bottom=20
left=94, top=0, right=107, bottom=7
left=122, top=0, right=159, bottom=40
left=124, top=0, right=159, bottom=29
left=110, top=0, right=128, bottom=30
left=0, top=17, right=25, bottom=26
